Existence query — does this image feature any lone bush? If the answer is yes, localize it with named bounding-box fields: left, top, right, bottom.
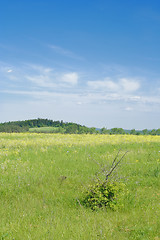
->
left=83, top=180, right=126, bottom=210
left=82, top=150, right=128, bottom=210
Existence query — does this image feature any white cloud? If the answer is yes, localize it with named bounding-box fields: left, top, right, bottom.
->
left=23, top=64, right=56, bottom=88
left=26, top=71, right=79, bottom=88
left=26, top=75, right=56, bottom=88
left=7, top=69, right=13, bottom=73
left=87, top=79, right=119, bottom=91
left=120, top=78, right=140, bottom=92
left=23, top=64, right=79, bottom=88
left=87, top=77, right=140, bottom=93
left=129, top=96, right=141, bottom=102
left=61, top=72, right=78, bottom=85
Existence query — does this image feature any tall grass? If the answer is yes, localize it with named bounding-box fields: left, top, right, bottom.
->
left=0, top=133, right=160, bottom=239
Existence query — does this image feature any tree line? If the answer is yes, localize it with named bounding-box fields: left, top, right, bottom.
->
left=0, top=118, right=160, bottom=135
left=0, top=119, right=97, bottom=134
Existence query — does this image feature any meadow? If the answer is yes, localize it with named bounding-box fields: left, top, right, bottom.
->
left=0, top=133, right=160, bottom=239
left=29, top=127, right=61, bottom=133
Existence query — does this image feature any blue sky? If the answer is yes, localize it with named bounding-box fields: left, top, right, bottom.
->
left=1, top=0, right=160, bottom=129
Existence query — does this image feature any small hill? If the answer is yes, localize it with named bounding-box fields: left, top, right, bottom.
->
left=0, top=118, right=98, bottom=134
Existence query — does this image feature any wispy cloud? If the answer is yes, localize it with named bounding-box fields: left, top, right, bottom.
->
left=0, top=63, right=14, bottom=74
left=25, top=71, right=79, bottom=88
left=1, top=61, right=160, bottom=120
left=26, top=75, right=56, bottom=88
left=7, top=69, right=13, bottom=73
left=0, top=63, right=20, bottom=83
left=87, top=78, right=119, bottom=91
left=1, top=63, right=79, bottom=89
left=26, top=64, right=53, bottom=74
left=2, top=88, right=160, bottom=106
left=49, top=44, right=83, bottom=60
left=87, top=78, right=140, bottom=93
left=0, top=62, right=80, bottom=92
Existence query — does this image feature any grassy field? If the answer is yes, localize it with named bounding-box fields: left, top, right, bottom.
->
left=29, top=127, right=61, bottom=133
left=0, top=133, right=160, bottom=239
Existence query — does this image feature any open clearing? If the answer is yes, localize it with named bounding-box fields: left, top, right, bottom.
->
left=0, top=133, right=160, bottom=239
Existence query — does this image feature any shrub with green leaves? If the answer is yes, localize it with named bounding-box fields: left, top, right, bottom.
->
left=82, top=150, right=128, bottom=210
left=83, top=180, right=126, bottom=210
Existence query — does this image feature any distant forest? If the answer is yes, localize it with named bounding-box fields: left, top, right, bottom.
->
left=0, top=118, right=160, bottom=135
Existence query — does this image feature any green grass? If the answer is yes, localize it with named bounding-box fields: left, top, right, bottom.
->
left=0, top=133, right=160, bottom=239
left=29, top=126, right=61, bottom=133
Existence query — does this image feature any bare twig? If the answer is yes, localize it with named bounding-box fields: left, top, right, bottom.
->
left=105, top=151, right=128, bottom=181
left=110, top=148, right=122, bottom=169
